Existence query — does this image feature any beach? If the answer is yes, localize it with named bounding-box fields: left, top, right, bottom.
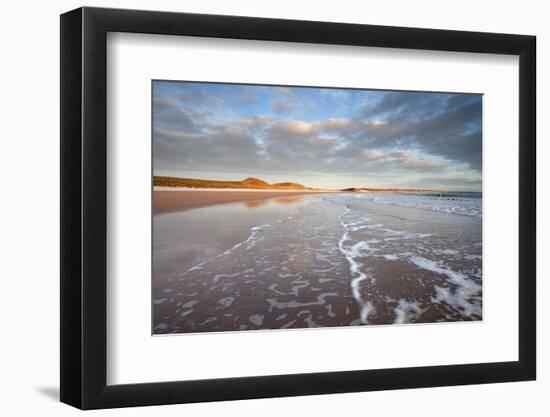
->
left=153, top=188, right=330, bottom=214
left=153, top=190, right=482, bottom=334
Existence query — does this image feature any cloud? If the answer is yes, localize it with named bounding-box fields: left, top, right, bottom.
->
left=270, top=99, right=300, bottom=114
left=242, top=94, right=258, bottom=103
left=358, top=93, right=482, bottom=169
left=388, top=150, right=447, bottom=171
left=153, top=97, right=197, bottom=132
left=268, top=120, right=313, bottom=136
left=402, top=176, right=482, bottom=191
left=152, top=81, right=482, bottom=189
left=154, top=115, right=448, bottom=176
left=363, top=150, right=386, bottom=161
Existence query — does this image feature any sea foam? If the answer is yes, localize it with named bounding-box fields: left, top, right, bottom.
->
left=338, top=205, right=376, bottom=324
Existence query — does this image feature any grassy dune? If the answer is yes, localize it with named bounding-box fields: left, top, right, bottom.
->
left=154, top=176, right=311, bottom=190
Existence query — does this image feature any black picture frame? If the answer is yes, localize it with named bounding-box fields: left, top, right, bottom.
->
left=60, top=6, right=536, bottom=410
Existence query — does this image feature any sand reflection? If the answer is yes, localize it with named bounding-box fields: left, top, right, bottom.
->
left=242, top=195, right=304, bottom=209
left=274, top=195, right=304, bottom=205
left=242, top=199, right=270, bottom=209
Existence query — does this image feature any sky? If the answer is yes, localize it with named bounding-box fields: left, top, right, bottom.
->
left=153, top=81, right=482, bottom=191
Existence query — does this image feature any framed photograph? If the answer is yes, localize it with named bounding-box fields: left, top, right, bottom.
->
left=60, top=6, right=536, bottom=409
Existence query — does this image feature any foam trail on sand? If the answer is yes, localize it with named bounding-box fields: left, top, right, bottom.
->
left=393, top=299, right=425, bottom=324
left=267, top=292, right=338, bottom=312
left=179, top=224, right=271, bottom=279
left=338, top=205, right=375, bottom=323
left=409, top=256, right=481, bottom=318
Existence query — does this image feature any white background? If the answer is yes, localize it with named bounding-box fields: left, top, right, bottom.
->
left=108, top=33, right=518, bottom=384
left=0, top=0, right=546, bottom=415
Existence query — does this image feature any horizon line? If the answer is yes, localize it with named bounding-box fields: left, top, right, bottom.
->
left=153, top=174, right=481, bottom=193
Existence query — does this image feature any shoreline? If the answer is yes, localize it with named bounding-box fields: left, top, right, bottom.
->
left=153, top=189, right=332, bottom=214
left=154, top=186, right=336, bottom=192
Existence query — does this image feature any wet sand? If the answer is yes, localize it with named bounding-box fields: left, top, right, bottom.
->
left=153, top=189, right=328, bottom=214
left=153, top=192, right=482, bottom=334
